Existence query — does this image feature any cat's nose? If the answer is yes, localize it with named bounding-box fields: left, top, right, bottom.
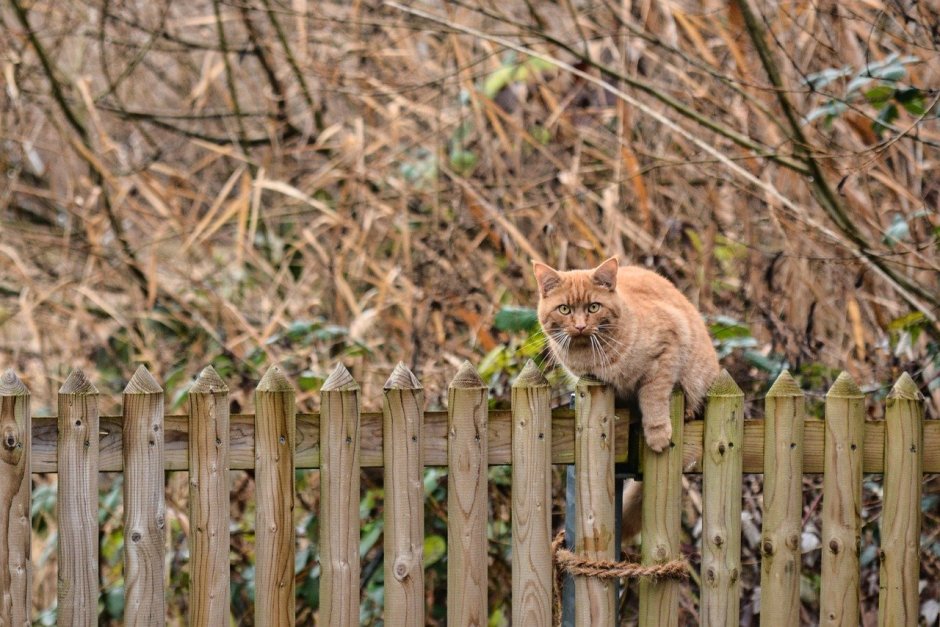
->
left=573, top=324, right=587, bottom=334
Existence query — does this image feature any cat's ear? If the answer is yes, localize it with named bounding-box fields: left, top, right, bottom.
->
left=591, top=256, right=619, bottom=290
left=533, top=262, right=562, bottom=296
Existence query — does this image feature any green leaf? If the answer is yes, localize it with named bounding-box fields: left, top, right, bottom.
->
left=423, top=534, right=446, bottom=568
left=494, top=306, right=539, bottom=332
left=863, top=85, right=894, bottom=107
left=895, top=88, right=927, bottom=116
left=873, top=103, right=899, bottom=135
left=802, top=66, right=850, bottom=89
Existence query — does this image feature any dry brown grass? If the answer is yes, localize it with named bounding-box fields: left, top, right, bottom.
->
left=1, top=0, right=938, bottom=624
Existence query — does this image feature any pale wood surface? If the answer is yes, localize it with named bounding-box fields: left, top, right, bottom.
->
left=122, top=366, right=166, bottom=627
left=0, top=369, right=30, bottom=627
left=26, top=411, right=940, bottom=473
left=254, top=366, right=296, bottom=627
left=638, top=390, right=684, bottom=626
left=447, top=361, right=488, bottom=627
left=701, top=371, right=744, bottom=626
left=319, top=364, right=361, bottom=626
left=187, top=366, right=231, bottom=626
left=759, top=371, right=804, bottom=625
left=510, top=361, right=552, bottom=626
left=574, top=377, right=617, bottom=626
left=382, top=363, right=425, bottom=627
left=878, top=373, right=923, bottom=627
left=57, top=369, right=100, bottom=626
left=820, top=373, right=864, bottom=627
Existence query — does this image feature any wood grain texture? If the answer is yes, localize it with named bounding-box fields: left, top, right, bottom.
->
left=57, top=369, right=100, bottom=626
left=122, top=366, right=166, bottom=627
left=878, top=373, right=923, bottom=627
left=187, top=366, right=231, bottom=627
left=574, top=377, right=617, bottom=626
left=28, top=411, right=940, bottom=473
left=447, top=361, right=488, bottom=627
left=701, top=371, right=743, bottom=626
left=0, top=369, right=30, bottom=627
left=382, top=363, right=424, bottom=627
left=638, top=390, right=684, bottom=627
left=510, top=361, right=552, bottom=626
left=254, top=365, right=296, bottom=627
left=820, top=372, right=864, bottom=627
left=319, top=364, right=361, bottom=626
left=759, top=371, right=804, bottom=626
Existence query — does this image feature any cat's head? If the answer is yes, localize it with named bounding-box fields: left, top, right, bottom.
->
left=532, top=257, right=623, bottom=356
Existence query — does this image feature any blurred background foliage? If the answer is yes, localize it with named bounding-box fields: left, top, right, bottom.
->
left=1, top=0, right=938, bottom=624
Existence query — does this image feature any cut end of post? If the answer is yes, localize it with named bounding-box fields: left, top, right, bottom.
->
left=384, top=361, right=421, bottom=390
left=450, top=360, right=485, bottom=389
left=512, top=360, right=548, bottom=387
left=191, top=365, right=229, bottom=393
left=826, top=371, right=863, bottom=398
left=0, top=369, right=28, bottom=395
left=708, top=369, right=743, bottom=397
left=322, top=363, right=359, bottom=391
left=887, top=371, right=922, bottom=401
left=124, top=365, right=163, bottom=394
left=575, top=374, right=604, bottom=388
left=257, top=364, right=294, bottom=392
left=766, top=369, right=802, bottom=397
left=59, top=368, right=98, bottom=395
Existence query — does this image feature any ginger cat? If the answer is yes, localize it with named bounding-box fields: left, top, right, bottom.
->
left=533, top=256, right=719, bottom=452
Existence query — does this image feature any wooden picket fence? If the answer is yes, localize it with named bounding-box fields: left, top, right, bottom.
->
left=0, top=361, right=935, bottom=625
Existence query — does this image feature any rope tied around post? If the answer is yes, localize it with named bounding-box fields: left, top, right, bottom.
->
left=551, top=530, right=689, bottom=626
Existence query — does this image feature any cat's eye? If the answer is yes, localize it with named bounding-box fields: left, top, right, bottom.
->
left=587, top=302, right=601, bottom=313
left=557, top=304, right=572, bottom=315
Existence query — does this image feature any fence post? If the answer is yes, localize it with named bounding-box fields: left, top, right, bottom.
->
left=188, top=365, right=231, bottom=626
left=760, top=370, right=804, bottom=625
left=701, top=370, right=744, bottom=626
left=0, top=369, right=30, bottom=626
left=878, top=373, right=923, bottom=627
left=57, top=369, right=100, bottom=626
left=821, top=372, right=864, bottom=626
left=447, top=361, right=488, bottom=627
left=122, top=365, right=166, bottom=626
left=382, top=362, right=425, bottom=627
left=319, top=363, right=361, bottom=626
left=254, top=365, right=296, bottom=627
left=511, top=360, right=552, bottom=626
left=638, top=389, right=684, bottom=626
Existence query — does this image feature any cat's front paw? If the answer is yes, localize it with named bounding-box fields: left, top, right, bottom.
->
left=643, top=421, right=672, bottom=453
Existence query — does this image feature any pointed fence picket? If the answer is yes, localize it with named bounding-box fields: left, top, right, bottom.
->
left=0, top=361, right=934, bottom=626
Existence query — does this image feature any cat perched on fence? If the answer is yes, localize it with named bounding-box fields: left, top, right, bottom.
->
left=533, top=256, right=719, bottom=536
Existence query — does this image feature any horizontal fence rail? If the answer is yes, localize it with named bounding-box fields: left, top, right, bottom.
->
left=0, top=363, right=935, bottom=626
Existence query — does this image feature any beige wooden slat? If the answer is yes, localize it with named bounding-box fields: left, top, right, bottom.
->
left=510, top=361, right=552, bottom=626
left=319, top=364, right=361, bottom=626
left=0, top=369, right=31, bottom=626
left=382, top=362, right=424, bottom=626
left=254, top=365, right=296, bottom=627
left=188, top=366, right=231, bottom=626
left=701, top=371, right=744, bottom=626
left=447, top=361, right=488, bottom=627
left=122, top=366, right=166, bottom=627
left=57, top=369, right=99, bottom=626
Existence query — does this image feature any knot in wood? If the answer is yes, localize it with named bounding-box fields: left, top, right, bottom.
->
left=787, top=533, right=800, bottom=551
left=828, top=538, right=841, bottom=554
left=762, top=538, right=774, bottom=556
left=393, top=556, right=412, bottom=581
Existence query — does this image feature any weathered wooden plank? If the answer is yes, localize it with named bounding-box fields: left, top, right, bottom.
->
left=701, top=371, right=744, bottom=626
left=510, top=361, right=552, bottom=626
left=574, top=377, right=617, bottom=626
left=821, top=372, right=864, bottom=626
left=25, top=412, right=940, bottom=474
left=382, top=363, right=424, bottom=627
left=188, top=366, right=231, bottom=626
left=122, top=366, right=166, bottom=627
left=638, top=390, right=684, bottom=626
left=878, top=373, right=923, bottom=627
left=447, top=361, right=488, bottom=627
left=254, top=366, right=296, bottom=627
left=759, top=371, right=804, bottom=625
left=57, top=369, right=100, bottom=626
left=0, top=369, right=30, bottom=627
left=319, top=364, right=361, bottom=626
